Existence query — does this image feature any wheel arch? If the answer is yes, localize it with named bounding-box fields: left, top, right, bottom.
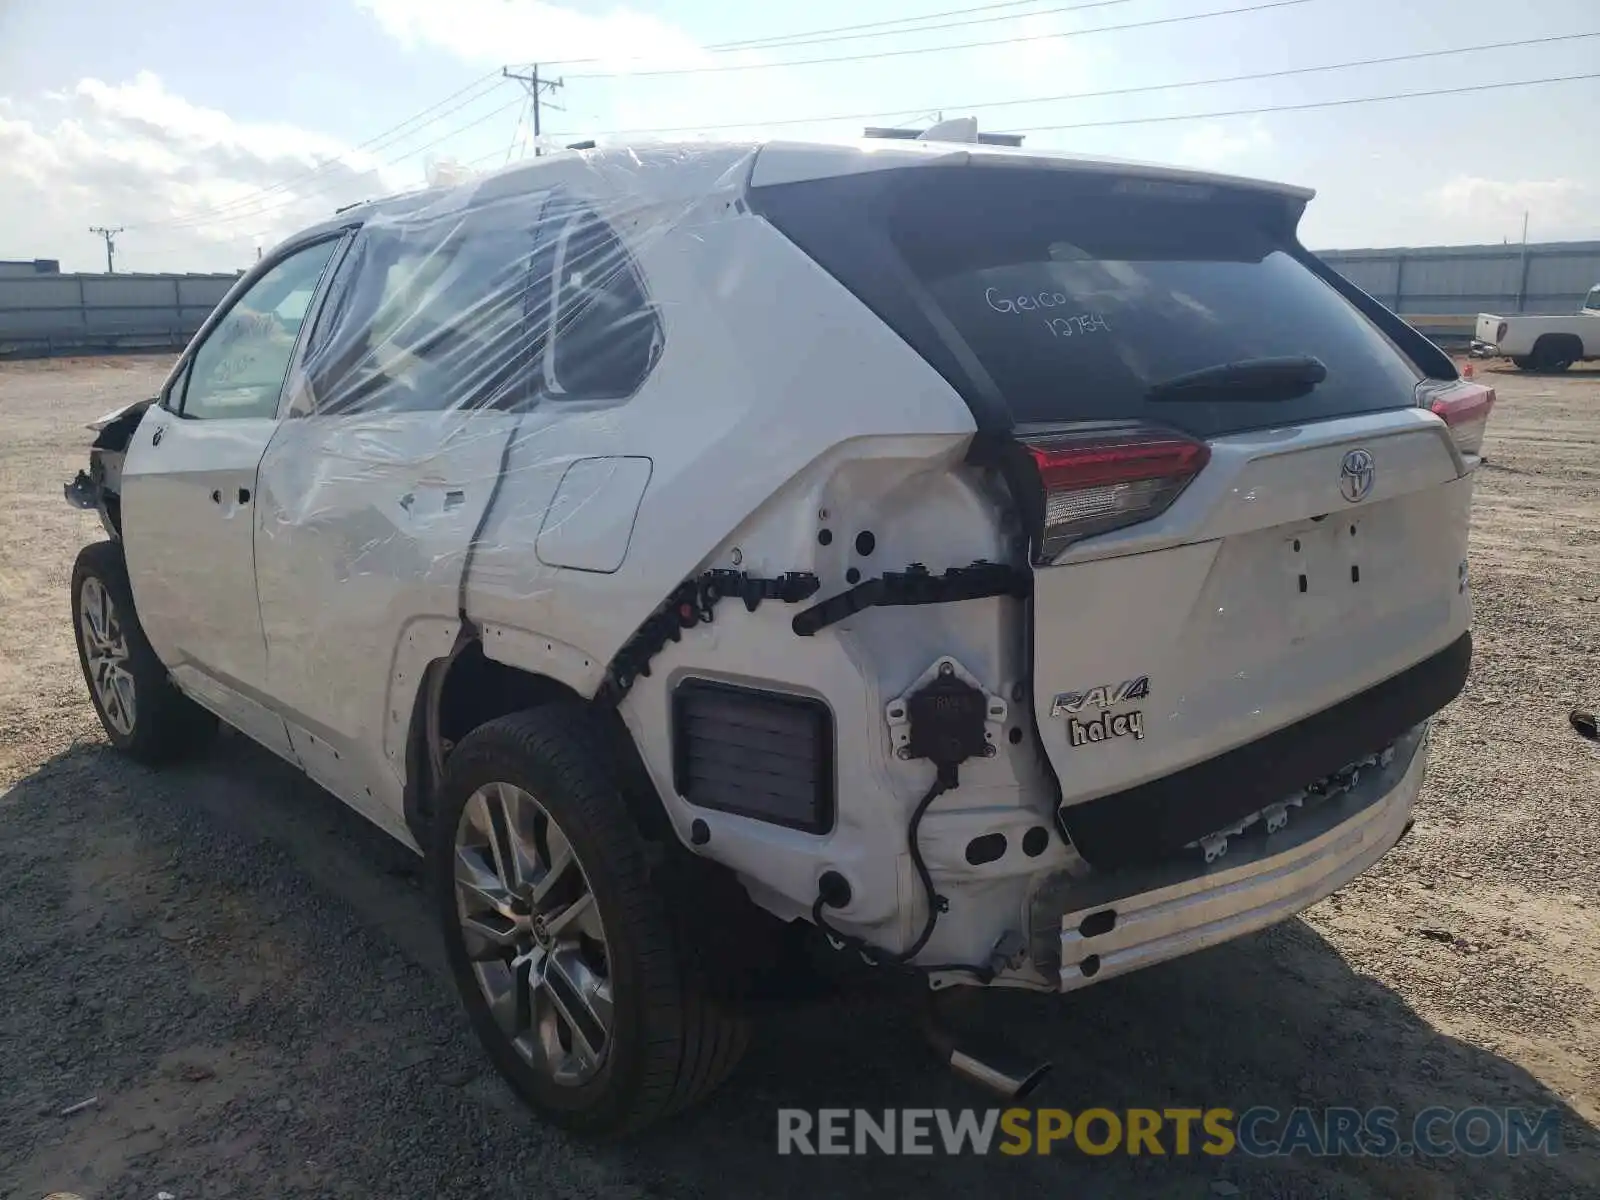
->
left=402, top=633, right=670, bottom=847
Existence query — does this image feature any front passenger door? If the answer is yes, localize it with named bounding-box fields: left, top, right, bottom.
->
left=121, top=236, right=344, bottom=757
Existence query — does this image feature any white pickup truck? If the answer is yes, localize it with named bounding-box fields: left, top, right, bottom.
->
left=1474, top=285, right=1600, bottom=371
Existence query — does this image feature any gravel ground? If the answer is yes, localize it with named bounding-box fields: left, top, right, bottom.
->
left=0, top=355, right=1596, bottom=1200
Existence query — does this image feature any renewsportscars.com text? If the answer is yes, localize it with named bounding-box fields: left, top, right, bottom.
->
left=777, top=1106, right=1563, bottom=1158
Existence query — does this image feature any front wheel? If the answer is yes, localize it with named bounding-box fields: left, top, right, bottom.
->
left=431, top=706, right=748, bottom=1134
left=71, top=541, right=217, bottom=764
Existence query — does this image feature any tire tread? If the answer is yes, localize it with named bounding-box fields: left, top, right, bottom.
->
left=435, top=705, right=746, bottom=1134
left=71, top=540, right=216, bottom=765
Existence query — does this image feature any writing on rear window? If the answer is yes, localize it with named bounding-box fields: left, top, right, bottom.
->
left=1045, top=314, right=1112, bottom=339
left=984, top=288, right=1111, bottom=341
left=753, top=167, right=1426, bottom=434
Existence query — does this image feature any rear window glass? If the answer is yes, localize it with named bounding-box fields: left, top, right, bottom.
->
left=755, top=168, right=1424, bottom=436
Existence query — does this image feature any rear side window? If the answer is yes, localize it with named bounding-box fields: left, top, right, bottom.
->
left=544, top=208, right=661, bottom=401
left=753, top=168, right=1425, bottom=437
left=297, top=195, right=659, bottom=415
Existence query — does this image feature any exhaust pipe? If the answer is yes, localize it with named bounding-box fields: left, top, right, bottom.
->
left=921, top=1003, right=1052, bottom=1100
left=948, top=1045, right=1053, bottom=1101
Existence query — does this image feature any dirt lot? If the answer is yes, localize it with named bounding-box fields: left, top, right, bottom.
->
left=0, top=355, right=1596, bottom=1199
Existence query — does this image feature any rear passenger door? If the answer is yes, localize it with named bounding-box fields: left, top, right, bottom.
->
left=121, top=236, right=343, bottom=757
left=251, top=202, right=548, bottom=834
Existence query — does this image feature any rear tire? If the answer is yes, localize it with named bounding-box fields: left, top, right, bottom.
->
left=1511, top=356, right=1536, bottom=371
left=1530, top=336, right=1578, bottom=373
left=71, top=540, right=217, bottom=764
left=431, top=705, right=748, bottom=1135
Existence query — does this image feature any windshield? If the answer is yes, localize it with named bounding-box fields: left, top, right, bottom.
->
left=755, top=167, right=1425, bottom=437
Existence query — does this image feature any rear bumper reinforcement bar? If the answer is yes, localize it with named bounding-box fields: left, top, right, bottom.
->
left=1051, top=724, right=1426, bottom=993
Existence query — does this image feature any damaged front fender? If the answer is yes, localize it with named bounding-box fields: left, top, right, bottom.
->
left=87, top=396, right=156, bottom=434
left=63, top=395, right=155, bottom=539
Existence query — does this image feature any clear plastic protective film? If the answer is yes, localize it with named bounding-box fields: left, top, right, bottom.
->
left=257, top=143, right=761, bottom=564
left=238, top=146, right=764, bottom=743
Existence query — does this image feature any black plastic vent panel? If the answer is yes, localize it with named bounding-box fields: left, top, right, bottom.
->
left=672, top=679, right=835, bottom=834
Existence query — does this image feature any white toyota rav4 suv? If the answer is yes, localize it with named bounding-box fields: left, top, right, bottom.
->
left=65, top=137, right=1491, bottom=1134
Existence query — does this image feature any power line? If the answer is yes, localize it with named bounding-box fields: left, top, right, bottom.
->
left=1000, top=70, right=1600, bottom=132
left=330, top=135, right=568, bottom=205
left=139, top=75, right=509, bottom=230
left=111, top=0, right=1390, bottom=236
left=570, top=30, right=1600, bottom=137
left=127, top=70, right=507, bottom=231
left=138, top=70, right=1597, bottom=243
left=504, top=93, right=532, bottom=166
left=172, top=65, right=1598, bottom=236
left=657, top=0, right=1136, bottom=56
left=132, top=139, right=515, bottom=248
left=564, top=0, right=1312, bottom=79
left=147, top=95, right=527, bottom=233
left=531, top=0, right=1108, bottom=66
left=661, top=0, right=1076, bottom=55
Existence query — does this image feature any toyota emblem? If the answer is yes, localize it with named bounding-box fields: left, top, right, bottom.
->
left=1339, top=448, right=1374, bottom=503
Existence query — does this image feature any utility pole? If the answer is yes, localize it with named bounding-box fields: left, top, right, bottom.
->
left=88, top=226, right=124, bottom=274
left=502, top=65, right=564, bottom=157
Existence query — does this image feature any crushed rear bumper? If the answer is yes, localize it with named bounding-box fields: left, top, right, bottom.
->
left=1049, top=724, right=1426, bottom=992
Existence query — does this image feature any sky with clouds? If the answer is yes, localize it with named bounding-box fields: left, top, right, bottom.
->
left=0, top=0, right=1595, bottom=272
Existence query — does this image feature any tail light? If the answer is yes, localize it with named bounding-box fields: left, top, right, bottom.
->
left=1497, top=321, right=1508, bottom=343
left=1419, top=379, right=1495, bottom=458
left=1018, top=424, right=1210, bottom=561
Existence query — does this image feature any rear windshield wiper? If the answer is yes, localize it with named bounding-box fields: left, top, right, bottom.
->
left=1146, top=355, right=1327, bottom=402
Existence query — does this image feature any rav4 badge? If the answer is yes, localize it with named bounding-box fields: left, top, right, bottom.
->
left=1050, top=676, right=1149, bottom=718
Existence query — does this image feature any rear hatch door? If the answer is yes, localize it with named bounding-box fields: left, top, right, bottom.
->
left=752, top=157, right=1476, bottom=865
left=901, top=166, right=1476, bottom=863
left=1027, top=411, right=1472, bottom=864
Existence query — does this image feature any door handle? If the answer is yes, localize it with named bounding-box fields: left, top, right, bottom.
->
left=211, top=489, right=222, bottom=504
left=211, top=488, right=252, bottom=505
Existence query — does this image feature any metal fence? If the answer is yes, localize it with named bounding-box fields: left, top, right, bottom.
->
left=1318, top=241, right=1600, bottom=344
left=3, top=241, right=1596, bottom=359
left=0, top=271, right=240, bottom=356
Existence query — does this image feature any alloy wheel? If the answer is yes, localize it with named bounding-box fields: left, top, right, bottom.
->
left=79, top=575, right=136, bottom=737
left=454, top=782, right=613, bottom=1086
